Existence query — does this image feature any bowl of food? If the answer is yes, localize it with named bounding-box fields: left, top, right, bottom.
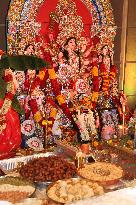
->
left=47, top=178, right=104, bottom=204
left=0, top=176, right=35, bottom=203
left=78, top=162, right=123, bottom=186
left=19, top=156, right=77, bottom=182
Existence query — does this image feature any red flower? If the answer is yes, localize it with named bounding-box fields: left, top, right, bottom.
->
left=50, top=78, right=61, bottom=96
left=92, top=61, right=98, bottom=67
left=92, top=101, right=97, bottom=109
left=3, top=74, right=13, bottom=82
left=110, top=65, right=117, bottom=74
left=92, top=76, right=99, bottom=91
left=0, top=49, right=4, bottom=55
left=29, top=99, right=39, bottom=114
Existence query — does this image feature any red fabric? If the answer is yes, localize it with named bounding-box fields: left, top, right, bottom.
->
left=5, top=92, right=14, bottom=100
left=0, top=100, right=21, bottom=159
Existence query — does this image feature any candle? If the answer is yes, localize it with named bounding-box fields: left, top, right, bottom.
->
left=118, top=125, right=123, bottom=138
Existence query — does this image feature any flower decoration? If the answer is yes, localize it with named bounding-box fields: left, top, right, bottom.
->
left=48, top=68, right=73, bottom=121
left=100, top=63, right=117, bottom=98
left=21, top=120, right=35, bottom=136
left=26, top=137, right=43, bottom=150
left=91, top=61, right=99, bottom=108
left=75, top=79, right=89, bottom=94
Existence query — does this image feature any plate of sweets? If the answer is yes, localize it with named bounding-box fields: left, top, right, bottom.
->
left=78, top=162, right=123, bottom=186
left=47, top=178, right=104, bottom=204
left=19, top=156, right=77, bottom=182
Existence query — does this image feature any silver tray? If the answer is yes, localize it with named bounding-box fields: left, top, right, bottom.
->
left=0, top=152, right=55, bottom=171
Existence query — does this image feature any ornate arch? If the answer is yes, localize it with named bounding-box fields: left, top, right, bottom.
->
left=7, top=0, right=116, bottom=55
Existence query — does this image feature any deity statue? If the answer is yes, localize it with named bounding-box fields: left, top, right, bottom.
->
left=58, top=37, right=81, bottom=88
left=99, top=44, right=113, bottom=73
left=99, top=44, right=118, bottom=108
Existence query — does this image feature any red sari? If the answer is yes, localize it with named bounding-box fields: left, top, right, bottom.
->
left=0, top=99, right=21, bottom=159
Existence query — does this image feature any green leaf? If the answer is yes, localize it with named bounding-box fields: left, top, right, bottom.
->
left=0, top=55, right=49, bottom=71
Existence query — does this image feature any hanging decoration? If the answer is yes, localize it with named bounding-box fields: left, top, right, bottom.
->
left=99, top=63, right=117, bottom=98
left=91, top=61, right=99, bottom=108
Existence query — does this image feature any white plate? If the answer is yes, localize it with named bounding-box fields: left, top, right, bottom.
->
left=0, top=201, right=12, bottom=205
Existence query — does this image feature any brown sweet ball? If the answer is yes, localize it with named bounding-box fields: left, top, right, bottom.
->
left=19, top=156, right=77, bottom=182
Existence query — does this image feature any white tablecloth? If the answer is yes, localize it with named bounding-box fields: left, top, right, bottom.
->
left=68, top=187, right=136, bottom=205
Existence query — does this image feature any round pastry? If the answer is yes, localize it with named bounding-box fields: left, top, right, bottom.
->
left=78, top=162, right=123, bottom=183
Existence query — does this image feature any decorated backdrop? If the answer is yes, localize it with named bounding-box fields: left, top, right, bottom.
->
left=5, top=0, right=121, bottom=147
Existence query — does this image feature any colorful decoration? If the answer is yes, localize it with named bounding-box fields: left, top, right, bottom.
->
left=26, top=136, right=43, bottom=150
left=75, top=79, right=89, bottom=94
left=6, top=0, right=119, bottom=144
left=7, top=0, right=116, bottom=56
left=91, top=61, right=99, bottom=108
left=21, top=120, right=35, bottom=136
left=0, top=70, right=17, bottom=134
left=74, top=109, right=97, bottom=141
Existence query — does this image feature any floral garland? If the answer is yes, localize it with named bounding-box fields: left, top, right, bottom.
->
left=43, top=96, right=59, bottom=136
left=99, top=63, right=109, bottom=96
left=0, top=71, right=16, bottom=134
left=99, top=63, right=117, bottom=97
left=46, top=107, right=57, bottom=136
left=27, top=67, right=72, bottom=132
left=48, top=68, right=73, bottom=121
left=91, top=61, right=99, bottom=109
left=28, top=68, right=49, bottom=125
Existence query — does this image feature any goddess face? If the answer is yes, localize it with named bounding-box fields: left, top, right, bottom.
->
left=14, top=71, right=25, bottom=82
left=67, top=38, right=76, bottom=50
left=24, top=45, right=35, bottom=55
left=27, top=69, right=36, bottom=80
left=102, top=45, right=109, bottom=56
